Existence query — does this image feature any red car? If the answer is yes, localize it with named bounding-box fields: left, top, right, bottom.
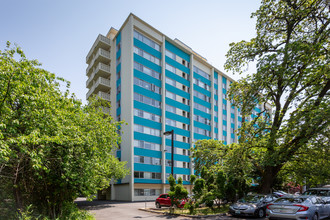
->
left=155, top=193, right=186, bottom=208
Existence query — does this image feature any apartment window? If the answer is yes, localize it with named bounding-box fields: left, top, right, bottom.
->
left=165, top=63, right=176, bottom=73
left=222, top=103, right=227, bottom=110
left=182, top=72, right=188, bottom=80
left=116, top=70, right=121, bottom=79
left=116, top=100, right=120, bottom=108
left=133, top=30, right=161, bottom=51
left=134, top=46, right=161, bottom=65
left=231, top=108, right=235, bottom=114
left=166, top=160, right=173, bottom=167
left=194, top=115, right=211, bottom=125
left=134, top=140, right=160, bottom=151
left=134, top=62, right=160, bottom=80
left=222, top=83, right=227, bottom=89
left=134, top=171, right=161, bottom=179
left=134, top=93, right=161, bottom=108
left=223, top=93, right=227, bottom=100
left=116, top=85, right=121, bottom=95
left=214, top=89, right=218, bottom=95
left=116, top=42, right=121, bottom=52
left=165, top=145, right=173, bottom=153
left=194, top=103, right=211, bottom=114
left=231, top=117, right=235, bottom=124
left=165, top=77, right=176, bottom=87
left=134, top=109, right=161, bottom=123
left=231, top=138, right=235, bottom=143
left=134, top=124, right=161, bottom=136
left=194, top=78, right=210, bottom=91
left=194, top=90, right=211, bottom=102
left=238, top=121, right=242, bottom=127
left=165, top=118, right=176, bottom=127
left=231, top=127, right=235, bottom=133
left=116, top=56, right=121, bottom=66
left=165, top=50, right=176, bottom=60
left=166, top=104, right=176, bottom=113
left=134, top=189, right=161, bottom=196
left=194, top=127, right=211, bottom=136
left=134, top=155, right=161, bottom=165
left=134, top=77, right=160, bottom=94
left=223, top=124, right=227, bottom=131
left=165, top=91, right=176, bottom=100
left=214, top=121, right=218, bottom=128
left=193, top=66, right=210, bottom=80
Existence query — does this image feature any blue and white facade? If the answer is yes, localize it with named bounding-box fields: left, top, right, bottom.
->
left=85, top=14, right=271, bottom=201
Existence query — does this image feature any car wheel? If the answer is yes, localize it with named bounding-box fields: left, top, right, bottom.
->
left=256, top=208, right=265, bottom=218
left=312, top=213, right=318, bottom=220
left=156, top=202, right=161, bottom=208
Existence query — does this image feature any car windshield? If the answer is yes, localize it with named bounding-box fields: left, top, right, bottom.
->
left=238, top=195, right=264, bottom=203
left=303, top=190, right=330, bottom=196
left=275, top=197, right=307, bottom=204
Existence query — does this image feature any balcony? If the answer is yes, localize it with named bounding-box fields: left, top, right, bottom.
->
left=86, top=63, right=111, bottom=88
left=100, top=106, right=111, bottom=114
left=86, top=48, right=111, bottom=76
left=86, top=34, right=111, bottom=64
left=86, top=77, right=111, bottom=100
left=97, top=91, right=111, bottom=102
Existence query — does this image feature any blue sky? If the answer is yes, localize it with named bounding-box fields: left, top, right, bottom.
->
left=1, top=0, right=260, bottom=104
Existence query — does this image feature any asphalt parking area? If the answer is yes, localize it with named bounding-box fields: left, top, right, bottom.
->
left=76, top=198, right=267, bottom=220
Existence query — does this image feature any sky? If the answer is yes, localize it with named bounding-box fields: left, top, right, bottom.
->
left=0, top=0, right=261, bottom=104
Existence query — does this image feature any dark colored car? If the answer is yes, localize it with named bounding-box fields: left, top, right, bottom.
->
left=155, top=193, right=186, bottom=208
left=229, top=194, right=279, bottom=218
left=266, top=196, right=330, bottom=220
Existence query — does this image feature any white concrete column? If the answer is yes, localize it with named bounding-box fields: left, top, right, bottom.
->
left=161, top=35, right=166, bottom=193
left=219, top=76, right=224, bottom=142
left=189, top=54, right=194, bottom=176
left=210, top=68, right=215, bottom=139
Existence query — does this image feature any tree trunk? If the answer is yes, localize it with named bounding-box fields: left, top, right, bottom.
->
left=260, top=166, right=282, bottom=193
left=13, top=185, right=23, bottom=214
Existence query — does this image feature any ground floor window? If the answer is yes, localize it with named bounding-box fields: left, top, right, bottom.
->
left=134, top=189, right=161, bottom=196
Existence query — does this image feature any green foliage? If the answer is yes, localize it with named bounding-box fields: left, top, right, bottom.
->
left=224, top=0, right=330, bottom=192
left=167, top=175, right=188, bottom=210
left=17, top=203, right=95, bottom=220
left=191, top=139, right=226, bottom=175
left=0, top=43, right=129, bottom=218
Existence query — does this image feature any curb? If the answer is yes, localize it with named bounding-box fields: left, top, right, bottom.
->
left=139, top=208, right=228, bottom=218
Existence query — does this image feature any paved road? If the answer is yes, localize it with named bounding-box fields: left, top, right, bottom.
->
left=76, top=198, right=265, bottom=220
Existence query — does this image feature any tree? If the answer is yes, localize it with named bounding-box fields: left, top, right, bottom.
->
left=191, top=139, right=226, bottom=175
left=168, top=175, right=188, bottom=211
left=280, top=129, right=330, bottom=187
left=224, top=0, right=329, bottom=193
left=0, top=43, right=129, bottom=218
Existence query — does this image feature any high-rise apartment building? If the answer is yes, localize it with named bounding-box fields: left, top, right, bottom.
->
left=85, top=13, right=270, bottom=201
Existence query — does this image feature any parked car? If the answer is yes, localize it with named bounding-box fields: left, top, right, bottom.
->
left=273, top=191, right=288, bottom=197
left=266, top=196, right=330, bottom=220
left=155, top=193, right=187, bottom=208
left=303, top=188, right=330, bottom=200
left=229, top=194, right=279, bottom=218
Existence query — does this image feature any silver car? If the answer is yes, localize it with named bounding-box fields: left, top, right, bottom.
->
left=229, top=194, right=279, bottom=218
left=266, top=196, right=330, bottom=220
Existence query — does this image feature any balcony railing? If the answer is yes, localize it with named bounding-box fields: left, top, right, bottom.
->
left=97, top=91, right=111, bottom=102
left=86, top=63, right=111, bottom=88
left=86, top=77, right=111, bottom=100
left=86, top=34, right=111, bottom=64
left=86, top=48, right=111, bottom=76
